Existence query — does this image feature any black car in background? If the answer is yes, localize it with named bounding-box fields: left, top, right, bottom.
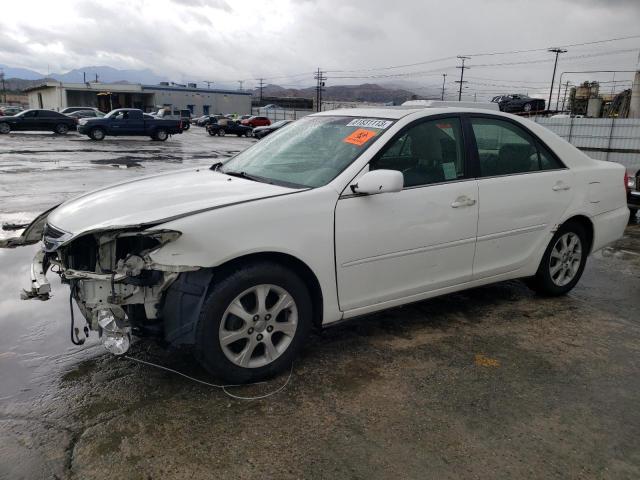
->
left=60, top=107, right=102, bottom=114
left=491, top=94, right=545, bottom=113
left=206, top=120, right=252, bottom=137
left=627, top=168, right=640, bottom=220
left=252, top=119, right=293, bottom=139
left=0, top=109, right=77, bottom=134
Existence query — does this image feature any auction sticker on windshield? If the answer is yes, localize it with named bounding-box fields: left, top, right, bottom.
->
left=346, top=118, right=393, bottom=129
left=343, top=128, right=377, bottom=146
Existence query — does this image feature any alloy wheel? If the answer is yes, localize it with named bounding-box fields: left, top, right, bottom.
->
left=549, top=232, right=582, bottom=287
left=218, top=284, right=298, bottom=368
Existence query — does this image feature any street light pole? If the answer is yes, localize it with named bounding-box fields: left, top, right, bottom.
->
left=548, top=48, right=567, bottom=111
left=441, top=73, right=447, bottom=101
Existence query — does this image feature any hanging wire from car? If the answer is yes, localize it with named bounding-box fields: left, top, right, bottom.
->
left=122, top=354, right=294, bottom=401
left=69, top=281, right=88, bottom=346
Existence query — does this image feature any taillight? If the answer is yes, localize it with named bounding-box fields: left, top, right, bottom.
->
left=624, top=170, right=630, bottom=191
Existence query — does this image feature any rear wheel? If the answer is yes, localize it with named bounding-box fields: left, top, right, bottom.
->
left=523, top=103, right=532, bottom=112
left=182, top=122, right=190, bottom=131
left=630, top=208, right=638, bottom=222
left=154, top=128, right=169, bottom=141
left=0, top=122, right=10, bottom=134
left=54, top=123, right=69, bottom=135
left=527, top=221, right=588, bottom=296
left=218, top=129, right=226, bottom=137
left=89, top=127, right=105, bottom=141
left=195, top=262, right=312, bottom=383
left=207, top=129, right=216, bottom=136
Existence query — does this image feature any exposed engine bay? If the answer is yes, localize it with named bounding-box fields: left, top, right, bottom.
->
left=13, top=215, right=198, bottom=354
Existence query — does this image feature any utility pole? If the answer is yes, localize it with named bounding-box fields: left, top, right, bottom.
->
left=561, top=81, right=571, bottom=111
left=95, top=73, right=99, bottom=83
left=547, top=48, right=567, bottom=111
left=455, top=56, right=470, bottom=101
left=0, top=69, right=5, bottom=104
left=441, top=73, right=447, bottom=101
left=237, top=80, right=243, bottom=91
left=203, top=80, right=214, bottom=89
left=258, top=78, right=265, bottom=103
left=314, top=68, right=327, bottom=112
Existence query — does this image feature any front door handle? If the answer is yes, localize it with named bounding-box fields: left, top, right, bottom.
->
left=552, top=182, right=570, bottom=191
left=451, top=196, right=476, bottom=208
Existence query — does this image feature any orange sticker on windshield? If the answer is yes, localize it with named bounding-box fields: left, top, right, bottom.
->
left=343, top=128, right=377, bottom=146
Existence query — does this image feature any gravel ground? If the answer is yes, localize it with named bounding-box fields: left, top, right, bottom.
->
left=1, top=129, right=639, bottom=480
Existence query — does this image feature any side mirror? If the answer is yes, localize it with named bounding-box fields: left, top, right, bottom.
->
left=350, top=169, right=404, bottom=195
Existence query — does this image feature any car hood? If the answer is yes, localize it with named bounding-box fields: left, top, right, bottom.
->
left=47, top=168, right=300, bottom=235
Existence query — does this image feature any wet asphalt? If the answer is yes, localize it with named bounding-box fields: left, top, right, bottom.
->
left=1, top=129, right=639, bottom=479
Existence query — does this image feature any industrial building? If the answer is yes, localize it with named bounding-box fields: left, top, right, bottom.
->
left=24, top=81, right=252, bottom=116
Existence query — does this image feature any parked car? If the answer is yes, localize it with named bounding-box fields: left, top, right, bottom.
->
left=206, top=121, right=252, bottom=137
left=65, top=109, right=105, bottom=119
left=253, top=120, right=292, bottom=139
left=0, top=106, right=24, bottom=116
left=241, top=116, right=271, bottom=127
left=60, top=107, right=102, bottom=115
left=627, top=168, right=639, bottom=220
left=197, top=114, right=225, bottom=127
left=6, top=107, right=628, bottom=383
left=0, top=109, right=77, bottom=134
left=76, top=108, right=184, bottom=141
left=152, top=108, right=192, bottom=130
left=491, top=94, right=545, bottom=113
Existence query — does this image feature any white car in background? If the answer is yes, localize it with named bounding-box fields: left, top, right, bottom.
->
left=5, top=107, right=628, bottom=383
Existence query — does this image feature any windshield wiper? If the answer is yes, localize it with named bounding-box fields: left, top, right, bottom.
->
left=209, top=161, right=223, bottom=171
left=222, top=170, right=271, bottom=184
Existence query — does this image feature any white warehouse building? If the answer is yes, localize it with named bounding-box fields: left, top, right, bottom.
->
left=24, top=81, right=252, bottom=116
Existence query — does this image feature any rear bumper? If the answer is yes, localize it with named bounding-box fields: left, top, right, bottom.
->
left=591, top=206, right=629, bottom=252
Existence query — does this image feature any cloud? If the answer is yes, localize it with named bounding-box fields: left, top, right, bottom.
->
left=0, top=0, right=637, bottom=100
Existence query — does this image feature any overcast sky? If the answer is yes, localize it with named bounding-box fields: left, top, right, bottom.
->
left=1, top=0, right=639, bottom=100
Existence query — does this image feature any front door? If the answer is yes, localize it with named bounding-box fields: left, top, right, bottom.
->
left=335, top=116, right=479, bottom=312
left=468, top=115, right=575, bottom=279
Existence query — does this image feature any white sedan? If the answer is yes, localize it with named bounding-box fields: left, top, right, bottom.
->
left=7, top=107, right=629, bottom=383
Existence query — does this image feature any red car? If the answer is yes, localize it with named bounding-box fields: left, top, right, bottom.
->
left=241, top=116, right=271, bottom=127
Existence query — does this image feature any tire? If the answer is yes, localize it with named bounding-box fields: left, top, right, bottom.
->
left=245, top=130, right=252, bottom=137
left=0, top=122, right=10, bottom=134
left=54, top=123, right=69, bottom=135
left=195, top=262, right=312, bottom=383
left=154, top=129, right=169, bottom=141
left=218, top=129, right=226, bottom=137
left=89, top=127, right=105, bottom=141
left=208, top=129, right=216, bottom=136
left=527, top=221, right=588, bottom=296
left=182, top=122, right=190, bottom=131
left=523, top=103, right=532, bottom=112
left=630, top=209, right=638, bottom=222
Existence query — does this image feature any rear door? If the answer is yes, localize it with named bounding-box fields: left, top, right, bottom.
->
left=467, top=115, right=574, bottom=279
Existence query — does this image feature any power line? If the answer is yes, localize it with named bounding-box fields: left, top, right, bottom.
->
left=469, top=48, right=638, bottom=68
left=462, top=33, right=640, bottom=57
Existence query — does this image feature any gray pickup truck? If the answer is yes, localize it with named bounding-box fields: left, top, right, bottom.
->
left=77, top=108, right=184, bottom=141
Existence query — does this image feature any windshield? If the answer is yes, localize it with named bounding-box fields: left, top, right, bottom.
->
left=221, top=115, right=393, bottom=188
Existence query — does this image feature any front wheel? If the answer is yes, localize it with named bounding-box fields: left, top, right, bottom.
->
left=527, top=221, right=588, bottom=296
left=89, top=127, right=105, bottom=141
left=0, top=122, right=10, bottom=134
left=195, top=262, right=312, bottom=383
left=207, top=129, right=216, bottom=136
left=54, top=123, right=69, bottom=134
left=218, top=129, right=226, bottom=137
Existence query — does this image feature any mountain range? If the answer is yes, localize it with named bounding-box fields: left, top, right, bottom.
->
left=1, top=64, right=425, bottom=104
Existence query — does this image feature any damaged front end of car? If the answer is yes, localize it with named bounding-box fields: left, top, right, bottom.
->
left=5, top=212, right=198, bottom=355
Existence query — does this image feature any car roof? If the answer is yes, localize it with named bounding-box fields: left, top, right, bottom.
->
left=312, top=106, right=517, bottom=120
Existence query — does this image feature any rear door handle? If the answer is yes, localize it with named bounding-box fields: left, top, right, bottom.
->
left=552, top=182, right=570, bottom=191
left=451, top=196, right=476, bottom=208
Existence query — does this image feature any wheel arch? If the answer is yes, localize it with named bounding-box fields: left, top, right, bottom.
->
left=161, top=251, right=324, bottom=347
left=560, top=214, right=594, bottom=253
